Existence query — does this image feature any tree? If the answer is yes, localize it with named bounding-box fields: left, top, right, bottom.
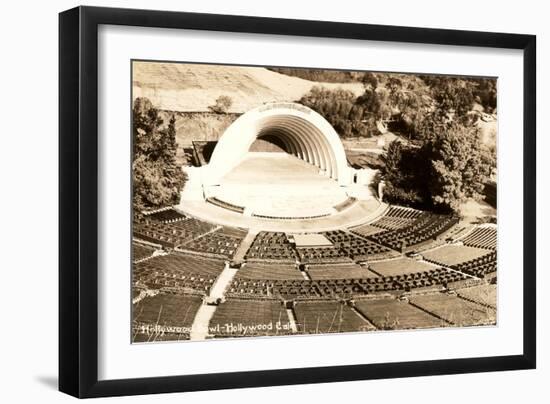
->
left=421, top=76, right=476, bottom=117
left=209, top=95, right=233, bottom=113
left=362, top=72, right=378, bottom=90
left=132, top=97, right=186, bottom=210
left=380, top=140, right=431, bottom=208
left=299, top=87, right=375, bottom=137
left=473, top=78, right=497, bottom=113
left=380, top=115, right=494, bottom=212
left=425, top=121, right=494, bottom=211
left=380, top=140, right=403, bottom=181
left=409, top=109, right=449, bottom=143
left=356, top=87, right=390, bottom=121
left=385, top=77, right=403, bottom=103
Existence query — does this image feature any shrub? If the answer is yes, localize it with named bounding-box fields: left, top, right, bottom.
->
left=209, top=95, right=233, bottom=113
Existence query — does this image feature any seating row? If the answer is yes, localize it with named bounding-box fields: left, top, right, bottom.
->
left=462, top=227, right=497, bottom=250
left=323, top=230, right=391, bottom=260
left=145, top=208, right=186, bottom=223
left=237, top=262, right=304, bottom=280
left=370, top=216, right=418, bottom=231
left=132, top=292, right=203, bottom=329
left=296, top=247, right=351, bottom=264
left=246, top=232, right=298, bottom=261
left=452, top=251, right=497, bottom=278
left=385, top=206, right=425, bottom=219
left=369, top=214, right=459, bottom=250
left=133, top=217, right=216, bottom=248
left=133, top=242, right=156, bottom=261
left=133, top=253, right=226, bottom=294
left=228, top=267, right=467, bottom=298
left=183, top=231, right=243, bottom=258
left=209, top=298, right=292, bottom=336
left=294, top=301, right=370, bottom=333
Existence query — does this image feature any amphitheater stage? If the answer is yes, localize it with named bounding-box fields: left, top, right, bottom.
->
left=209, top=153, right=351, bottom=218
left=178, top=152, right=385, bottom=232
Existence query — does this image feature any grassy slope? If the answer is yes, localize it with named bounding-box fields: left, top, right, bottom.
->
left=133, top=61, right=364, bottom=113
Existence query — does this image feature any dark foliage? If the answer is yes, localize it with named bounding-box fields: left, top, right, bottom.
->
left=483, top=181, right=497, bottom=209
left=421, top=75, right=497, bottom=114
left=133, top=97, right=187, bottom=210
left=381, top=116, right=494, bottom=212
left=268, top=67, right=365, bottom=83
left=380, top=141, right=432, bottom=209
left=299, top=87, right=379, bottom=138
left=474, top=79, right=497, bottom=113
left=424, top=120, right=494, bottom=211
left=421, top=76, right=476, bottom=117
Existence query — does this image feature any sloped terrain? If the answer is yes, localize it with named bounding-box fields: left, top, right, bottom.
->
left=133, top=61, right=364, bottom=113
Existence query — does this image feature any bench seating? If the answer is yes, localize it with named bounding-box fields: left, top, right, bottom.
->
left=209, top=298, right=292, bottom=337
left=294, top=301, right=371, bottom=333
left=323, top=230, right=391, bottom=261
left=353, top=298, right=445, bottom=330
left=456, top=284, right=497, bottom=308
left=307, top=263, right=377, bottom=280
left=369, top=214, right=459, bottom=251
left=237, top=262, right=303, bottom=280
left=245, top=232, right=297, bottom=261
left=350, top=223, right=385, bottom=237
left=132, top=292, right=203, bottom=341
left=227, top=267, right=468, bottom=298
left=133, top=253, right=225, bottom=294
left=183, top=228, right=245, bottom=258
left=462, top=227, right=497, bottom=250
left=450, top=251, right=497, bottom=278
left=133, top=217, right=216, bottom=248
left=410, top=293, right=497, bottom=326
left=296, top=246, right=352, bottom=264
left=133, top=242, right=156, bottom=261
left=146, top=208, right=186, bottom=223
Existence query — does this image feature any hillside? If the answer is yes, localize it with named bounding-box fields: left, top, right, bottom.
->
left=132, top=61, right=365, bottom=113
left=156, top=111, right=238, bottom=165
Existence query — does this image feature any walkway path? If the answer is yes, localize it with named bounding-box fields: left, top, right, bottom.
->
left=189, top=262, right=241, bottom=340
left=209, top=264, right=239, bottom=300
left=189, top=305, right=217, bottom=340
left=286, top=308, right=299, bottom=333
left=232, top=229, right=259, bottom=264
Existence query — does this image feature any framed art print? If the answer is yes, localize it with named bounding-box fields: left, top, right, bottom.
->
left=59, top=6, right=536, bottom=398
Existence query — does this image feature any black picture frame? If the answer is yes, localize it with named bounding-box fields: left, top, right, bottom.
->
left=59, top=5, right=536, bottom=398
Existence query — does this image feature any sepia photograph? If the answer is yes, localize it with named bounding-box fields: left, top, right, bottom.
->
left=131, top=60, right=498, bottom=343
